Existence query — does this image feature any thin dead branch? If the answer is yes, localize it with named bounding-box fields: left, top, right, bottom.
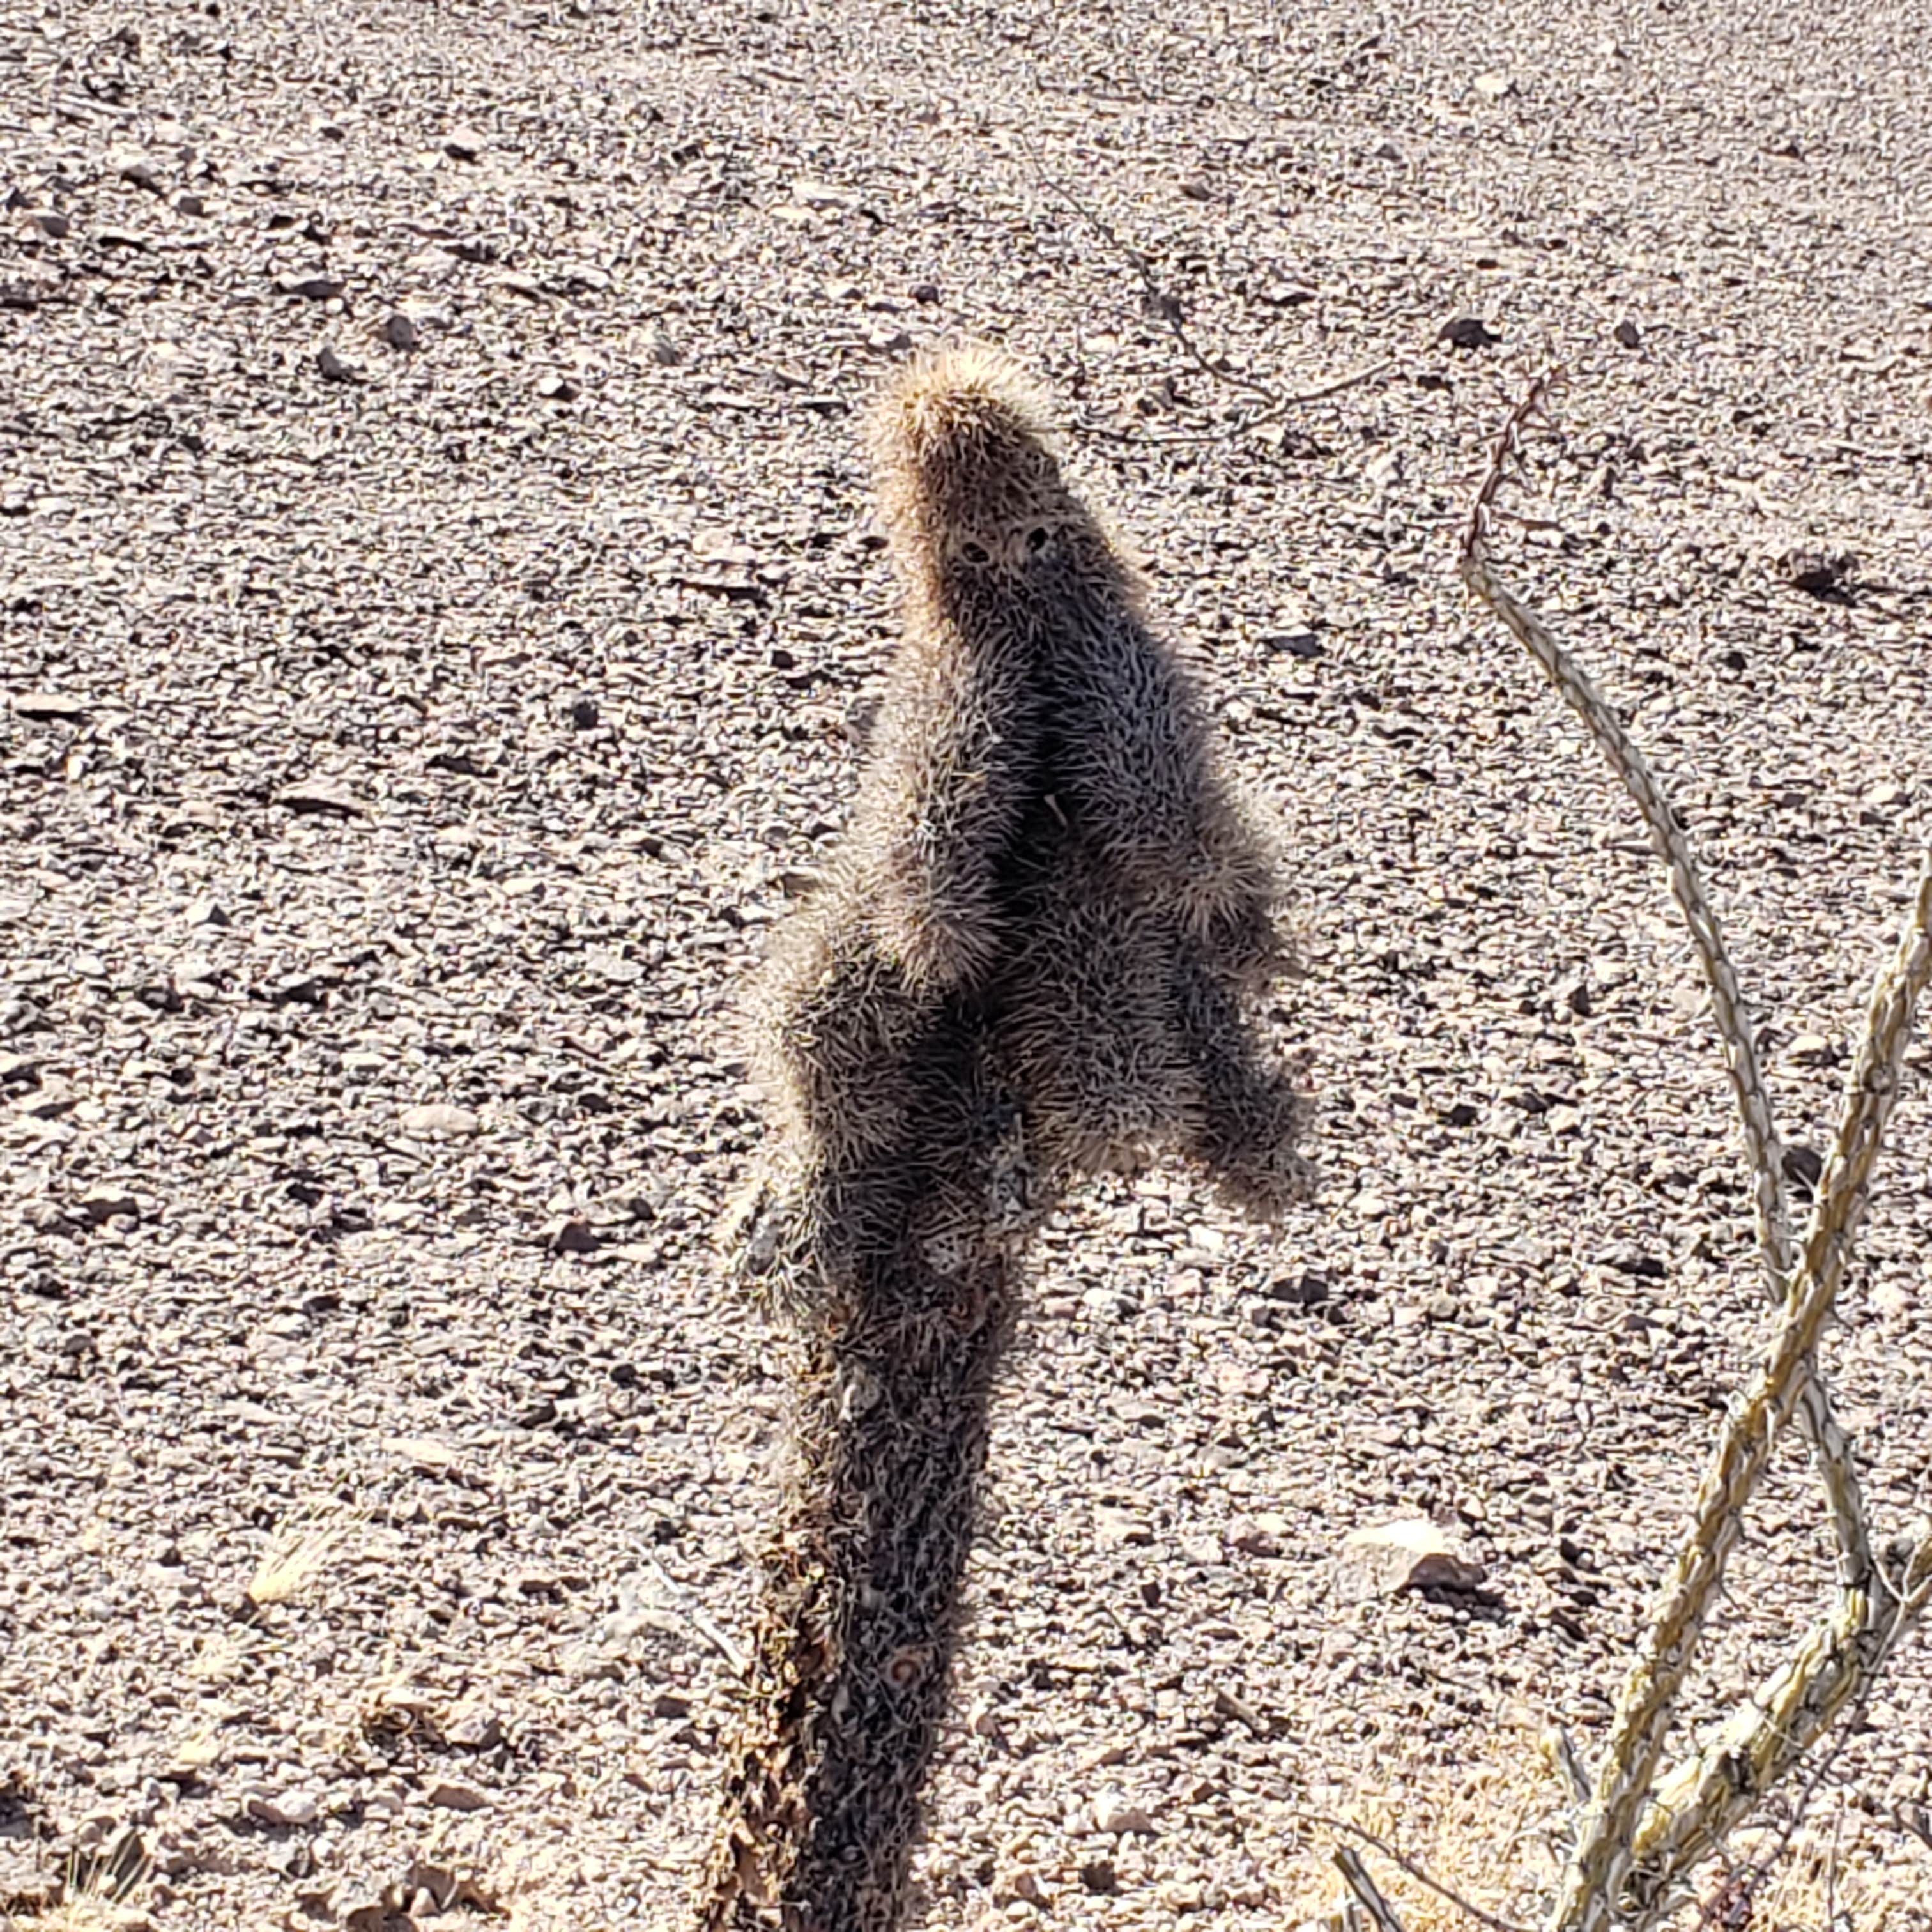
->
left=1308, top=1811, right=1533, bottom=1932
left=1023, top=144, right=1392, bottom=446
left=1334, top=1843, right=1411, bottom=1932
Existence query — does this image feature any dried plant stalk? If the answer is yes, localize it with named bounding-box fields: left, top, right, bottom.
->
left=1459, top=377, right=1871, bottom=1586
left=1333, top=1844, right=1410, bottom=1931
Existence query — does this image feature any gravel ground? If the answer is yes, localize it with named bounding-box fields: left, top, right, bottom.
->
left=3, top=1, right=1930, bottom=1927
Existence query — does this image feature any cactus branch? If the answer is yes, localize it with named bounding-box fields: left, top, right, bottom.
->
left=1460, top=375, right=1932, bottom=1931
left=1459, top=373, right=1873, bottom=1591
left=1632, top=1526, right=1932, bottom=1911
left=1552, top=860, right=1931, bottom=1929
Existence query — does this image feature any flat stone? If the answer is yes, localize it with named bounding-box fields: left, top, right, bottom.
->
left=1335, top=1517, right=1485, bottom=1598
left=399, top=1101, right=480, bottom=1138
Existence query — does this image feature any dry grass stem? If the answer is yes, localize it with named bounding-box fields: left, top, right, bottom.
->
left=244, top=1510, right=358, bottom=1611
left=1312, top=1814, right=1533, bottom=1932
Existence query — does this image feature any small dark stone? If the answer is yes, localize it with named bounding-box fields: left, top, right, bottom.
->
left=1777, top=547, right=1855, bottom=597
left=1782, top=1143, right=1824, bottom=1193
left=549, top=1215, right=599, bottom=1255
left=1263, top=1269, right=1329, bottom=1307
left=1437, top=315, right=1501, bottom=349
left=12, top=691, right=89, bottom=722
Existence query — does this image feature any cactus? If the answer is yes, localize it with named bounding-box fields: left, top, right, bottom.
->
left=699, top=346, right=1306, bottom=1931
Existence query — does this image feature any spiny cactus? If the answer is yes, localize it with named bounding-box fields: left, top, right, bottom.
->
left=699, top=344, right=1307, bottom=1932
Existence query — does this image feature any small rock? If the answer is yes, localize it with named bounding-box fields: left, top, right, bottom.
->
left=1229, top=1515, right=1283, bottom=1559
left=399, top=1102, right=480, bottom=1138
left=12, top=690, right=89, bottom=721
left=1079, top=1857, right=1119, bottom=1894
left=29, top=210, right=72, bottom=238
left=1472, top=71, right=1517, bottom=100
left=443, top=128, right=484, bottom=163
left=382, top=310, right=419, bottom=351
left=549, top=1215, right=599, bottom=1255
left=1179, top=173, right=1217, bottom=201
left=175, top=193, right=206, bottom=218
left=1438, top=316, right=1501, bottom=349
left=244, top=1788, right=319, bottom=1827
left=537, top=373, right=580, bottom=402
left=1264, top=1268, right=1330, bottom=1307
left=20, top=1080, right=75, bottom=1118
left=447, top=1706, right=505, bottom=1751
left=427, top=1779, right=490, bottom=1811
left=1614, top=318, right=1643, bottom=349
left=993, top=1863, right=1047, bottom=1906
left=583, top=947, right=642, bottom=985
left=1782, top=1143, right=1824, bottom=1192
left=647, top=325, right=682, bottom=365
left=1777, top=547, right=1855, bottom=596
left=1602, top=1246, right=1666, bottom=1280
left=316, top=344, right=356, bottom=382
left=1212, top=1685, right=1272, bottom=1736
left=790, top=177, right=855, bottom=210
left=275, top=781, right=366, bottom=817
left=1092, top=1795, right=1157, bottom=1837
left=1786, top=1032, right=1835, bottom=1066
left=183, top=896, right=230, bottom=927
left=1336, top=1517, right=1485, bottom=1598
left=566, top=694, right=600, bottom=730
left=280, top=274, right=346, bottom=302
left=75, top=1190, right=141, bottom=1227
left=1093, top=1506, right=1151, bottom=1549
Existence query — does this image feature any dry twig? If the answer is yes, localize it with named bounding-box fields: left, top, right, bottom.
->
left=1333, top=1844, right=1411, bottom=1932
left=1027, top=150, right=1392, bottom=445
left=1309, top=1811, right=1532, bottom=1932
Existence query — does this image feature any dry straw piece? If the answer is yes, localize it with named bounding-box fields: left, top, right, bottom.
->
left=1377, top=371, right=1932, bottom=1932
left=698, top=344, right=1306, bottom=1932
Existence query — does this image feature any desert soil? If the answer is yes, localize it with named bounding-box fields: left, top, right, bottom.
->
left=3, top=1, right=1930, bottom=1927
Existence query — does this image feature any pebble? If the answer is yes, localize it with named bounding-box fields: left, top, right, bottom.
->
left=427, top=1779, right=491, bottom=1811
left=399, top=1101, right=480, bottom=1138
left=1091, top=1795, right=1157, bottom=1837
left=11, top=691, right=89, bottom=721
left=244, top=1788, right=319, bottom=1827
